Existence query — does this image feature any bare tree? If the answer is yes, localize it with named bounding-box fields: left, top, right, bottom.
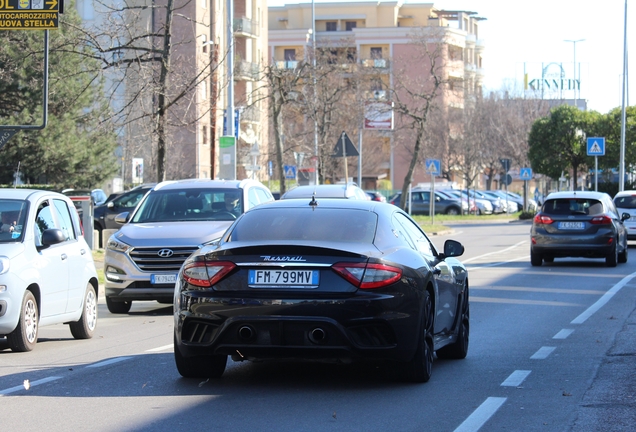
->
left=67, top=0, right=226, bottom=182
left=390, top=28, right=449, bottom=210
left=261, top=62, right=308, bottom=194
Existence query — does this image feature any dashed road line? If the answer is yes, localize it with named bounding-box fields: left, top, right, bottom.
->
left=146, top=344, right=173, bottom=352
left=0, top=376, right=62, bottom=396
left=501, top=370, right=531, bottom=387
left=454, top=397, right=507, bottom=432
left=530, top=346, right=556, bottom=360
left=553, top=329, right=574, bottom=339
left=86, top=356, right=133, bottom=368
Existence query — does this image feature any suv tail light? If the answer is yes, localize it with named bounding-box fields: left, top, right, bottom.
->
left=183, top=261, right=236, bottom=287
left=533, top=213, right=554, bottom=224
left=332, top=262, right=402, bottom=289
left=590, top=215, right=612, bottom=225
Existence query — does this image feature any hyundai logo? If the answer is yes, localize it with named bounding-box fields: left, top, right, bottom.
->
left=158, top=249, right=174, bottom=258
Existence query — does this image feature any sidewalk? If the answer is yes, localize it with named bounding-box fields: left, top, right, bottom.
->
left=571, top=300, right=636, bottom=430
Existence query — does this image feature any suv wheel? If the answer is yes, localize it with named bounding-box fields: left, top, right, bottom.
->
left=530, top=249, right=542, bottom=267
left=106, top=296, right=132, bottom=314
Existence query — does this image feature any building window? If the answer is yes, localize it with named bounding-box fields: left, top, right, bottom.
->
left=284, top=49, right=296, bottom=61
left=345, top=21, right=356, bottom=31
left=202, top=125, right=208, bottom=144
left=370, top=47, right=382, bottom=59
left=326, top=21, right=337, bottom=31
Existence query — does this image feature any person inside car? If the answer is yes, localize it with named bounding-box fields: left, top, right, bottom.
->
left=223, top=192, right=242, bottom=216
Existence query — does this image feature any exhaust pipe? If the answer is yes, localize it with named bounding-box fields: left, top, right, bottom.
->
left=308, top=327, right=327, bottom=345
left=238, top=325, right=255, bottom=341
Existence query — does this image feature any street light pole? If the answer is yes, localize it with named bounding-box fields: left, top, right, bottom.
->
left=619, top=0, right=628, bottom=192
left=226, top=0, right=235, bottom=179
left=564, top=39, right=584, bottom=108
left=312, top=0, right=319, bottom=185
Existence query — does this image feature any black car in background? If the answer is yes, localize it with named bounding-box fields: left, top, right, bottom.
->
left=93, top=184, right=155, bottom=247
left=531, top=191, right=629, bottom=267
left=174, top=198, right=469, bottom=383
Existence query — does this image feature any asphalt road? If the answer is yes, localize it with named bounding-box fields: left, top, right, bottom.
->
left=1, top=221, right=635, bottom=431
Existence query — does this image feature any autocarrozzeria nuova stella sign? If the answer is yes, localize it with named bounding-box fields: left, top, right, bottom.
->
left=0, top=0, right=59, bottom=30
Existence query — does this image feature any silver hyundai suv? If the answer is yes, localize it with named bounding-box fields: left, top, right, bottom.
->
left=103, top=179, right=275, bottom=313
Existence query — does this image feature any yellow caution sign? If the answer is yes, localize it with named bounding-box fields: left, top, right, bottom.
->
left=0, top=0, right=58, bottom=30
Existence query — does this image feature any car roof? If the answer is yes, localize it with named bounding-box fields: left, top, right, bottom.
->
left=250, top=197, right=386, bottom=212
left=614, top=190, right=636, bottom=198
left=545, top=191, right=610, bottom=200
left=0, top=188, right=68, bottom=201
left=281, top=184, right=362, bottom=199
left=152, top=178, right=265, bottom=192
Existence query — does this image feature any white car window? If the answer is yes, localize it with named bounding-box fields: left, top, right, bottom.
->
left=53, top=199, right=77, bottom=241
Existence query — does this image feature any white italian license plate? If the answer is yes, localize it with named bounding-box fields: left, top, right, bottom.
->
left=248, top=269, right=319, bottom=287
left=151, top=274, right=177, bottom=284
left=558, top=221, right=585, bottom=230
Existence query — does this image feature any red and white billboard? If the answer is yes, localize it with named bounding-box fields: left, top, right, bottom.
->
left=364, top=101, right=394, bottom=130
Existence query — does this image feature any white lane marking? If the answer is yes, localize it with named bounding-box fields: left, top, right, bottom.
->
left=454, top=397, right=507, bottom=432
left=553, top=329, right=575, bottom=339
left=571, top=270, right=636, bottom=324
left=86, top=357, right=133, bottom=368
left=530, top=346, right=556, bottom=359
left=466, top=255, right=530, bottom=271
left=501, top=370, right=531, bottom=387
left=0, top=376, right=62, bottom=396
left=462, top=241, right=527, bottom=264
left=146, top=344, right=173, bottom=352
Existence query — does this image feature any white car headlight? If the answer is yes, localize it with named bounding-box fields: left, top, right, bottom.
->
left=0, top=256, right=10, bottom=275
left=107, top=238, right=131, bottom=253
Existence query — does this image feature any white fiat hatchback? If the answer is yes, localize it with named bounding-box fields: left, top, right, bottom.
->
left=0, top=189, right=99, bottom=352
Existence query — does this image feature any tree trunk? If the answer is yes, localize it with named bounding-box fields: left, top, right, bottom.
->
left=155, top=0, right=174, bottom=183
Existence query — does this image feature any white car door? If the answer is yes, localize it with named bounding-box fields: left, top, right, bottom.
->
left=33, top=199, right=71, bottom=318
left=52, top=198, right=90, bottom=314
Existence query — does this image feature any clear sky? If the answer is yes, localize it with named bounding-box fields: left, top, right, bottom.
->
left=266, top=0, right=636, bottom=114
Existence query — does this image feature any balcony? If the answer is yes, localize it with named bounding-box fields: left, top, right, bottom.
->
left=233, top=17, right=259, bottom=38
left=235, top=60, right=259, bottom=81
left=274, top=60, right=299, bottom=69
left=361, top=58, right=390, bottom=69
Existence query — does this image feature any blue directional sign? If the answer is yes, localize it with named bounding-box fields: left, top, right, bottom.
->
left=425, top=158, right=441, bottom=176
left=519, top=167, right=533, bottom=181
left=283, top=165, right=296, bottom=179
left=587, top=137, right=605, bottom=156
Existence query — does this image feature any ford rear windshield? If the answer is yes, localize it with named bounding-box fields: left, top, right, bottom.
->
left=543, top=199, right=603, bottom=216
left=614, top=195, right=636, bottom=209
left=228, top=208, right=378, bottom=243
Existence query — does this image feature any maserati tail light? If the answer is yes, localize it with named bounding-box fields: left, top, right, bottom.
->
left=332, top=262, right=402, bottom=289
left=183, top=261, right=236, bottom=287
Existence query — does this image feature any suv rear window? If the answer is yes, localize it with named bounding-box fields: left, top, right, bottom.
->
left=228, top=208, right=378, bottom=243
left=614, top=194, right=636, bottom=209
left=543, top=198, right=603, bottom=216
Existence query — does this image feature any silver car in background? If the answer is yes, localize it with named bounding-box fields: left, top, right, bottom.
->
left=104, top=179, right=275, bottom=313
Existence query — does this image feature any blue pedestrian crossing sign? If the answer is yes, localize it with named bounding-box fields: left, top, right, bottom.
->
left=425, top=158, right=441, bottom=176
left=284, top=165, right=296, bottom=179
left=519, top=167, right=532, bottom=180
left=587, top=137, right=605, bottom=156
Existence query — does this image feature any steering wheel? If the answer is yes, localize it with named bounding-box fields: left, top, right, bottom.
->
left=215, top=211, right=237, bottom=220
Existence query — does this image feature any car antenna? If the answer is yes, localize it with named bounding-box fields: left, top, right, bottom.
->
left=309, top=193, right=318, bottom=209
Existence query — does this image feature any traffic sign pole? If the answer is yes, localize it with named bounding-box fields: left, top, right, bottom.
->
left=595, top=156, right=598, bottom=192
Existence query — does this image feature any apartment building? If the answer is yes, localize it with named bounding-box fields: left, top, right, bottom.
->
left=77, top=0, right=269, bottom=187
left=269, top=1, right=485, bottom=189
